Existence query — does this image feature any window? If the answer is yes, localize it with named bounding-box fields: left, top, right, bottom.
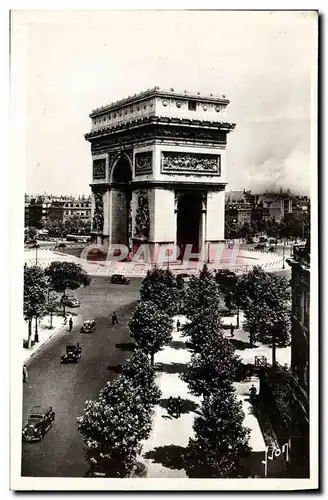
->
left=188, top=100, right=197, bottom=111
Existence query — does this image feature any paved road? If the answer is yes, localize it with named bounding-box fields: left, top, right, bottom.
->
left=22, top=276, right=142, bottom=478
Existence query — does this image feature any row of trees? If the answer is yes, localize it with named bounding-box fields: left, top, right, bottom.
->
left=77, top=269, right=183, bottom=477
left=23, top=261, right=91, bottom=347
left=214, top=267, right=291, bottom=365
left=24, top=215, right=91, bottom=242
left=180, top=266, right=251, bottom=478
left=225, top=214, right=309, bottom=242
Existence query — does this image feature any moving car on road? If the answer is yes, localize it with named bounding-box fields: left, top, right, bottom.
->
left=80, top=319, right=96, bottom=333
left=22, top=405, right=55, bottom=442
left=110, top=274, right=130, bottom=285
left=61, top=344, right=82, bottom=363
left=61, top=294, right=80, bottom=308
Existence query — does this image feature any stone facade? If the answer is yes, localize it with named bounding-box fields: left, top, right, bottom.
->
left=85, top=87, right=236, bottom=261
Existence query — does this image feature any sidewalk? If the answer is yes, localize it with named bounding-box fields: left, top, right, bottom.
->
left=22, top=314, right=67, bottom=366
left=140, top=315, right=267, bottom=478
left=221, top=311, right=291, bottom=367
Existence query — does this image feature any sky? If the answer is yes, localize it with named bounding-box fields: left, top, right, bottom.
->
left=13, top=10, right=317, bottom=196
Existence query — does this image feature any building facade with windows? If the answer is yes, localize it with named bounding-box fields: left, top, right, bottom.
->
left=286, top=240, right=310, bottom=477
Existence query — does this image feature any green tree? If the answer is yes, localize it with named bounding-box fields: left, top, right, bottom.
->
left=182, top=331, right=241, bottom=396
left=129, top=301, right=173, bottom=366
left=77, top=375, right=153, bottom=477
left=121, top=350, right=161, bottom=407
left=46, top=292, right=62, bottom=329
left=24, top=265, right=49, bottom=347
left=64, top=215, right=91, bottom=236
left=24, top=226, right=38, bottom=243
left=215, top=269, right=238, bottom=313
left=140, top=268, right=180, bottom=316
left=184, top=265, right=220, bottom=319
left=185, top=389, right=251, bottom=478
left=182, top=307, right=222, bottom=353
left=238, top=266, right=291, bottom=362
left=45, top=261, right=91, bottom=314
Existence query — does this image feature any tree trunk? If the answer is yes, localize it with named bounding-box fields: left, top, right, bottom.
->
left=27, top=319, right=32, bottom=348
left=34, top=316, right=39, bottom=342
left=50, top=310, right=53, bottom=329
left=249, top=330, right=254, bottom=347
left=272, top=334, right=277, bottom=366
left=237, top=305, right=240, bottom=329
left=150, top=352, right=155, bottom=367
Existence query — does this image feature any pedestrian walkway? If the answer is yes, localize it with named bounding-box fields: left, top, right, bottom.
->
left=22, top=314, right=66, bottom=366
left=140, top=315, right=267, bottom=478
left=222, top=311, right=291, bottom=367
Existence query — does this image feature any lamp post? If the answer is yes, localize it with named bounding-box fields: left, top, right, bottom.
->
left=282, top=239, right=285, bottom=269
left=32, top=243, right=40, bottom=265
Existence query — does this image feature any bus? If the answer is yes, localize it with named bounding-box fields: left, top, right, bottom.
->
left=66, top=234, right=90, bottom=243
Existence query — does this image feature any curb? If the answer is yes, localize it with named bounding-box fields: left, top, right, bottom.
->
left=23, top=321, right=66, bottom=366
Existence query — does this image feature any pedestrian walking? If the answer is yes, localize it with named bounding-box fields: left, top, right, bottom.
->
left=176, top=320, right=181, bottom=332
left=167, top=396, right=174, bottom=417
left=69, top=316, right=73, bottom=331
left=23, top=364, right=28, bottom=383
left=175, top=396, right=183, bottom=418
left=230, top=323, right=235, bottom=337
left=111, top=312, right=118, bottom=326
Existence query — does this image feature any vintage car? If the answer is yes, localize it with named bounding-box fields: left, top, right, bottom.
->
left=85, top=460, right=147, bottom=478
left=176, top=273, right=191, bottom=283
left=268, top=246, right=276, bottom=253
left=80, top=319, right=96, bottom=333
left=61, top=344, right=82, bottom=363
left=110, top=274, right=130, bottom=285
left=254, top=244, right=266, bottom=251
left=22, top=405, right=55, bottom=442
left=61, top=294, right=80, bottom=308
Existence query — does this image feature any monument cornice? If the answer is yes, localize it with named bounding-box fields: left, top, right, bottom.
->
left=85, top=116, right=236, bottom=141
left=130, top=180, right=227, bottom=190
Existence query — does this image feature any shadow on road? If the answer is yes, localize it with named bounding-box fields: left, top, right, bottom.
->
left=144, top=445, right=187, bottom=470
left=159, top=398, right=199, bottom=415
left=155, top=362, right=187, bottom=374
left=115, top=342, right=135, bottom=351
left=107, top=364, right=123, bottom=373
left=169, top=340, right=189, bottom=350
left=230, top=339, right=256, bottom=350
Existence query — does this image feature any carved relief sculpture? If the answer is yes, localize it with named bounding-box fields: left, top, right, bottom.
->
left=135, top=151, right=153, bottom=175
left=162, top=152, right=220, bottom=174
left=93, top=158, right=106, bottom=179
left=92, top=191, right=104, bottom=233
left=134, top=193, right=150, bottom=240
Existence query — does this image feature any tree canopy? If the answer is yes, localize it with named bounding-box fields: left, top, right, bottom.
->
left=77, top=375, right=153, bottom=477
left=184, top=265, right=220, bottom=319
left=45, top=261, right=91, bottom=294
left=182, top=331, right=241, bottom=396
left=140, top=268, right=181, bottom=316
left=185, top=389, right=251, bottom=478
left=128, top=300, right=173, bottom=365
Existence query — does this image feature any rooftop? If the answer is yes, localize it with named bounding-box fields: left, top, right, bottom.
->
left=90, top=86, right=230, bottom=117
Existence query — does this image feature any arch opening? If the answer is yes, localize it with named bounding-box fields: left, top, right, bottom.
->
left=110, top=155, right=132, bottom=249
left=176, top=192, right=203, bottom=261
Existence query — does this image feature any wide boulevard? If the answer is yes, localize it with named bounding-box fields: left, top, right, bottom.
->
left=22, top=276, right=141, bottom=477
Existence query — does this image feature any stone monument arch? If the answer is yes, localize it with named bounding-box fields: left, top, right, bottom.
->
left=85, top=87, right=236, bottom=262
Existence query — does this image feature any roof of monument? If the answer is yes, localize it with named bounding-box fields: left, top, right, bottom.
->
left=90, top=87, right=230, bottom=117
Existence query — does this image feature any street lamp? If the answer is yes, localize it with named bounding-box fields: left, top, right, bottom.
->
left=31, top=243, right=40, bottom=265
left=282, top=239, right=285, bottom=269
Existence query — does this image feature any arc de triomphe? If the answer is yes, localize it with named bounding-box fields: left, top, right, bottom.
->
left=85, top=87, right=235, bottom=262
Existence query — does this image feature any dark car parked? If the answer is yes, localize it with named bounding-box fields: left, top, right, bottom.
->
left=110, top=274, right=130, bottom=285
left=22, top=405, right=55, bottom=442
left=255, top=244, right=266, bottom=251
